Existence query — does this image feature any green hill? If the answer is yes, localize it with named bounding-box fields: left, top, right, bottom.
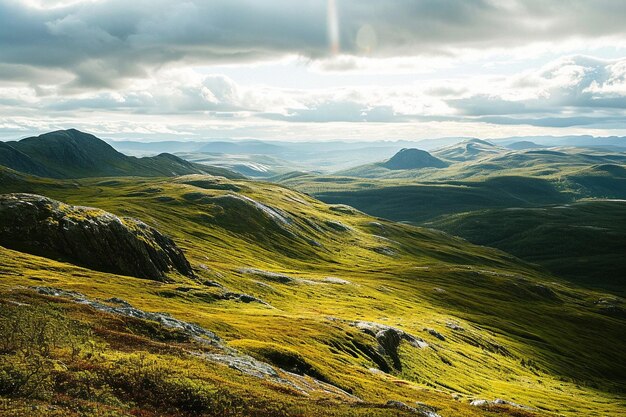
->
left=427, top=200, right=626, bottom=295
left=303, top=176, right=571, bottom=223
left=382, top=148, right=448, bottom=170
left=0, top=169, right=624, bottom=416
left=337, top=149, right=449, bottom=178
left=0, top=141, right=52, bottom=177
left=2, top=129, right=243, bottom=179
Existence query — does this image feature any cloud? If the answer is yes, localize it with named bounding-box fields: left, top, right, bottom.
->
left=437, top=56, right=626, bottom=127
left=263, top=102, right=401, bottom=123
left=2, top=0, right=626, bottom=90
left=2, top=55, right=626, bottom=130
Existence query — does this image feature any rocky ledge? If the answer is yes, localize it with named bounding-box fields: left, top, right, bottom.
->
left=0, top=193, right=193, bottom=281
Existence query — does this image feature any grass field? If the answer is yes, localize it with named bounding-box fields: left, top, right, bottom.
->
left=0, top=167, right=624, bottom=416
left=427, top=200, right=626, bottom=295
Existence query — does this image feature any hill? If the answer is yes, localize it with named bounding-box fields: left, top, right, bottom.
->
left=428, top=200, right=626, bottom=295
left=0, top=169, right=624, bottom=416
left=312, top=176, right=571, bottom=223
left=2, top=129, right=243, bottom=179
left=433, top=139, right=507, bottom=162
left=382, top=148, right=448, bottom=170
left=0, top=141, right=52, bottom=177
left=277, top=142, right=626, bottom=223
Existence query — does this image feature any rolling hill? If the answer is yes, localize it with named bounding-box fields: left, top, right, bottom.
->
left=432, top=139, right=507, bottom=162
left=278, top=142, right=626, bottom=223
left=0, top=165, right=624, bottom=416
left=427, top=200, right=626, bottom=295
left=311, top=176, right=572, bottom=223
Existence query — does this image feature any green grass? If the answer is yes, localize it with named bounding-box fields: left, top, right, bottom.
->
left=0, top=169, right=624, bottom=416
left=427, top=200, right=626, bottom=295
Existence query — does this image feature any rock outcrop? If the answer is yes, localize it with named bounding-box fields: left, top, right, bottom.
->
left=470, top=398, right=531, bottom=410
left=32, top=287, right=358, bottom=401
left=0, top=194, right=193, bottom=281
left=352, top=321, right=428, bottom=371
left=386, top=400, right=441, bottom=417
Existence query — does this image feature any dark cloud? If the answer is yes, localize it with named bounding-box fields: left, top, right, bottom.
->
left=2, top=0, right=626, bottom=89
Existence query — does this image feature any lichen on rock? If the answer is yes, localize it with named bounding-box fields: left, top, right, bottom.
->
left=0, top=193, right=193, bottom=281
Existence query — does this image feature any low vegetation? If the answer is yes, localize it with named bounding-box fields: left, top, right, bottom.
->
left=0, top=168, right=624, bottom=416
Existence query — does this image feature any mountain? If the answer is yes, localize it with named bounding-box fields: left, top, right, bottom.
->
left=0, top=141, right=52, bottom=177
left=1, top=169, right=624, bottom=416
left=506, top=141, right=546, bottom=150
left=382, top=148, right=448, bottom=170
left=493, top=135, right=626, bottom=149
left=433, top=138, right=508, bottom=162
left=2, top=129, right=243, bottom=179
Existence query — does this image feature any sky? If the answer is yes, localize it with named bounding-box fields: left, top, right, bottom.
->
left=1, top=0, right=626, bottom=141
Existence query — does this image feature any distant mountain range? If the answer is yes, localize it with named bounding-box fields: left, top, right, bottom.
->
left=279, top=139, right=626, bottom=222
left=100, top=135, right=626, bottom=177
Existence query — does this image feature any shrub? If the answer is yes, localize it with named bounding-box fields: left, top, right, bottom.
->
left=101, top=354, right=246, bottom=415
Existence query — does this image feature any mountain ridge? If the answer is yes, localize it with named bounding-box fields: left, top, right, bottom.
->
left=0, top=129, right=244, bottom=179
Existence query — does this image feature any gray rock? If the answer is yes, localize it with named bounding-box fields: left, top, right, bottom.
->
left=201, top=280, right=223, bottom=288
left=35, top=287, right=221, bottom=344
left=239, top=268, right=294, bottom=284
left=446, top=322, right=464, bottom=331
left=31, top=286, right=359, bottom=402
left=372, top=246, right=398, bottom=257
left=329, top=204, right=359, bottom=215
left=223, top=292, right=270, bottom=305
left=424, top=328, right=446, bottom=341
left=325, top=220, right=352, bottom=232
left=323, top=276, right=351, bottom=285
left=414, top=402, right=442, bottom=417
left=470, top=398, right=530, bottom=410
left=0, top=194, right=193, bottom=281
left=493, top=398, right=525, bottom=408
left=353, top=321, right=428, bottom=371
left=386, top=400, right=441, bottom=417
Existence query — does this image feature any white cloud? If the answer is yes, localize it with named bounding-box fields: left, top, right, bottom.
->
left=2, top=55, right=626, bottom=135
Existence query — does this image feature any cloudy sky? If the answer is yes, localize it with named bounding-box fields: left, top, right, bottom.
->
left=2, top=0, right=626, bottom=141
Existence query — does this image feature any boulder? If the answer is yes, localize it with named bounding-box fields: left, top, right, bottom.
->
left=0, top=193, right=193, bottom=281
left=385, top=400, right=441, bottom=417
left=424, top=328, right=446, bottom=341
left=353, top=321, right=428, bottom=371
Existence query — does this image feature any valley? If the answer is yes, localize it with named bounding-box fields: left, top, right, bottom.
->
left=0, top=130, right=625, bottom=416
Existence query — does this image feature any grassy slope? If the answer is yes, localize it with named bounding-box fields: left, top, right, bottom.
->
left=281, top=175, right=572, bottom=223
left=0, top=169, right=624, bottom=416
left=427, top=200, right=626, bottom=295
